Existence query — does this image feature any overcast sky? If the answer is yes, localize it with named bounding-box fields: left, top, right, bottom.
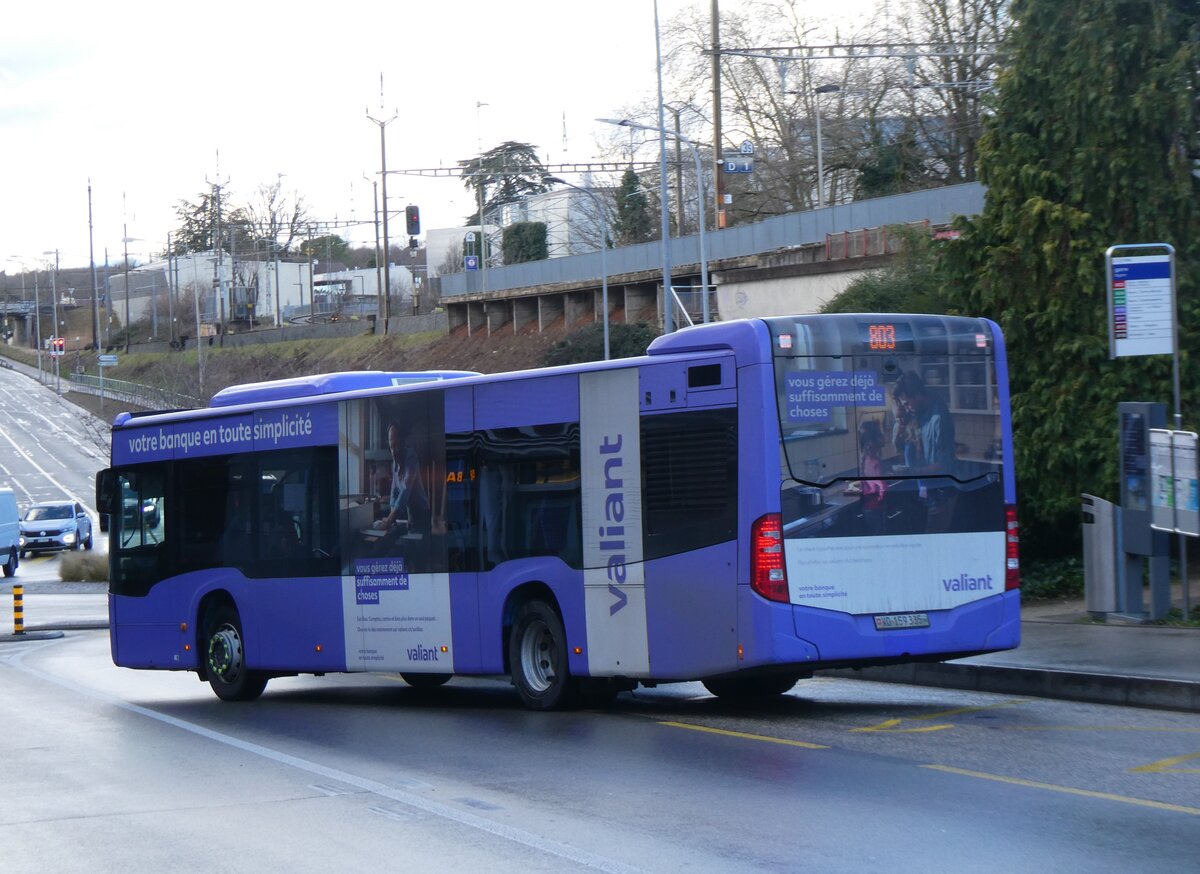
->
left=2, top=0, right=870, bottom=272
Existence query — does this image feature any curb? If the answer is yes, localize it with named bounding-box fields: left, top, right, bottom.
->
left=0, top=619, right=108, bottom=643
left=819, top=662, right=1200, bottom=714
left=0, top=630, right=66, bottom=642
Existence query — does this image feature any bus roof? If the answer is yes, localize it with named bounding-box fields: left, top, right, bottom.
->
left=208, top=370, right=480, bottom=408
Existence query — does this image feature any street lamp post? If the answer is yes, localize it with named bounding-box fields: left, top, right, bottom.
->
left=42, top=250, right=61, bottom=394
left=597, top=117, right=710, bottom=325
left=813, top=84, right=841, bottom=209
left=367, top=90, right=398, bottom=335
left=546, top=176, right=610, bottom=360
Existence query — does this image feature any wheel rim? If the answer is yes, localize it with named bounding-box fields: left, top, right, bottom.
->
left=519, top=618, right=557, bottom=693
left=208, top=623, right=244, bottom=685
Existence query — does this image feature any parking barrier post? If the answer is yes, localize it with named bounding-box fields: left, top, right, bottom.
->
left=13, top=583, right=24, bottom=634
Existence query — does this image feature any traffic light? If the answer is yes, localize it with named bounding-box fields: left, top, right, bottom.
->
left=405, top=204, right=421, bottom=236
left=52, top=336, right=65, bottom=356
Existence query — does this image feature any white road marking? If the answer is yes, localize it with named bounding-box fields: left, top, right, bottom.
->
left=7, top=643, right=642, bottom=873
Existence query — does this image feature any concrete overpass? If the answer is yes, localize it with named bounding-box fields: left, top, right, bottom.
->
left=435, top=183, right=984, bottom=335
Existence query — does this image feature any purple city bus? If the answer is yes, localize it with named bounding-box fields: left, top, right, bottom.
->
left=96, top=314, right=1019, bottom=710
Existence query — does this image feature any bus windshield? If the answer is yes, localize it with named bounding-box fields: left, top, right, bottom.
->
left=767, top=314, right=1006, bottom=539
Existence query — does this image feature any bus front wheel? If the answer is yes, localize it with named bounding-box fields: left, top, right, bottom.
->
left=203, top=604, right=268, bottom=702
left=702, top=674, right=800, bottom=701
left=510, top=599, right=576, bottom=710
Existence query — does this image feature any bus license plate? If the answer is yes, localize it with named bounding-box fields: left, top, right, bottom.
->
left=874, top=612, right=930, bottom=630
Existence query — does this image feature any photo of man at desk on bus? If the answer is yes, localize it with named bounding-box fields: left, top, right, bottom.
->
left=339, top=392, right=446, bottom=575
left=374, top=422, right=431, bottom=537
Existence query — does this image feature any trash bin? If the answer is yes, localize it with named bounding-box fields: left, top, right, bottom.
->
left=1082, top=494, right=1119, bottom=615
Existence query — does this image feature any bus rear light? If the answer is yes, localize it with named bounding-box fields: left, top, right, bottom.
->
left=751, top=513, right=789, bottom=603
left=1005, top=505, right=1020, bottom=590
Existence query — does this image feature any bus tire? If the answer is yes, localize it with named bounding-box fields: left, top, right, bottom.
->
left=702, top=674, right=800, bottom=700
left=2, top=548, right=16, bottom=577
left=510, top=599, right=576, bottom=710
left=400, top=672, right=452, bottom=688
left=203, top=604, right=268, bottom=702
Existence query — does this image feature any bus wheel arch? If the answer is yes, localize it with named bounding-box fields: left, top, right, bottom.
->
left=198, top=594, right=268, bottom=702
left=505, top=584, right=577, bottom=710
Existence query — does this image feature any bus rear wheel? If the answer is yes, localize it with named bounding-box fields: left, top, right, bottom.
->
left=401, top=673, right=452, bottom=688
left=510, top=599, right=576, bottom=710
left=203, top=605, right=268, bottom=702
left=702, top=674, right=801, bottom=701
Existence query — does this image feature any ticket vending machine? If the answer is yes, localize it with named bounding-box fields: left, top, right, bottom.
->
left=1117, top=401, right=1171, bottom=619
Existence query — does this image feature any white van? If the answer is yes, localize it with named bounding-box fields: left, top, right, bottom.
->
left=0, top=488, right=20, bottom=577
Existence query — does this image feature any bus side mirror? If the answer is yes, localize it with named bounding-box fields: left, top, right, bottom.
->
left=96, top=469, right=115, bottom=513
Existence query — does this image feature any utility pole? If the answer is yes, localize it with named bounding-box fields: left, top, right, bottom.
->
left=364, top=175, right=383, bottom=332
left=366, top=75, right=397, bottom=336
left=212, top=179, right=226, bottom=346
left=88, top=180, right=101, bottom=350
left=123, top=225, right=131, bottom=354
left=668, top=106, right=686, bottom=235
left=167, top=231, right=176, bottom=345
left=711, top=0, right=725, bottom=229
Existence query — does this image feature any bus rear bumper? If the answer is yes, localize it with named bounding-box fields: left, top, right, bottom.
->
left=738, top=588, right=1021, bottom=671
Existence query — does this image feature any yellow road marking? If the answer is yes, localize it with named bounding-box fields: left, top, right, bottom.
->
left=852, top=699, right=1027, bottom=733
left=1002, top=726, right=1200, bottom=734
left=924, top=765, right=1200, bottom=816
left=659, top=721, right=828, bottom=749
left=1129, top=753, right=1200, bottom=774
left=852, top=718, right=954, bottom=733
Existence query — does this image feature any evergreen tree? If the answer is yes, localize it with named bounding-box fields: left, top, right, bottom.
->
left=459, top=142, right=550, bottom=225
left=502, top=222, right=549, bottom=265
left=611, top=169, right=655, bottom=245
left=941, top=0, right=1199, bottom=558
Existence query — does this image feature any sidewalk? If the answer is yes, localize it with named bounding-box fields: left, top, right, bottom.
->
left=822, top=592, right=1200, bottom=712
left=4, top=583, right=1200, bottom=712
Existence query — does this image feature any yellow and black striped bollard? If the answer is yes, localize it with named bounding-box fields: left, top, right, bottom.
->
left=12, top=583, right=24, bottom=635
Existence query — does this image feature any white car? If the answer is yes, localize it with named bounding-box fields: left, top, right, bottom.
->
left=19, top=501, right=93, bottom=557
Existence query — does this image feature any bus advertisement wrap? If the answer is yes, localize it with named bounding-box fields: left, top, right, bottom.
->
left=784, top=370, right=887, bottom=425
left=114, top=405, right=339, bottom=464
left=786, top=531, right=1006, bottom=613
left=581, top=369, right=650, bottom=677
left=338, top=393, right=453, bottom=672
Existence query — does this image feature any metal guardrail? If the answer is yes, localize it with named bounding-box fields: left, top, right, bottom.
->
left=66, top=373, right=201, bottom=411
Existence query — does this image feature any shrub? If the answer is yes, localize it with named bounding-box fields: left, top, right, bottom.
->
left=1019, top=556, right=1083, bottom=602
left=544, top=322, right=660, bottom=367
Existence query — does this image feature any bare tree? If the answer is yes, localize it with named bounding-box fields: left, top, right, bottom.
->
left=244, top=178, right=310, bottom=257
left=891, top=0, right=1009, bottom=184
left=439, top=239, right=465, bottom=275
